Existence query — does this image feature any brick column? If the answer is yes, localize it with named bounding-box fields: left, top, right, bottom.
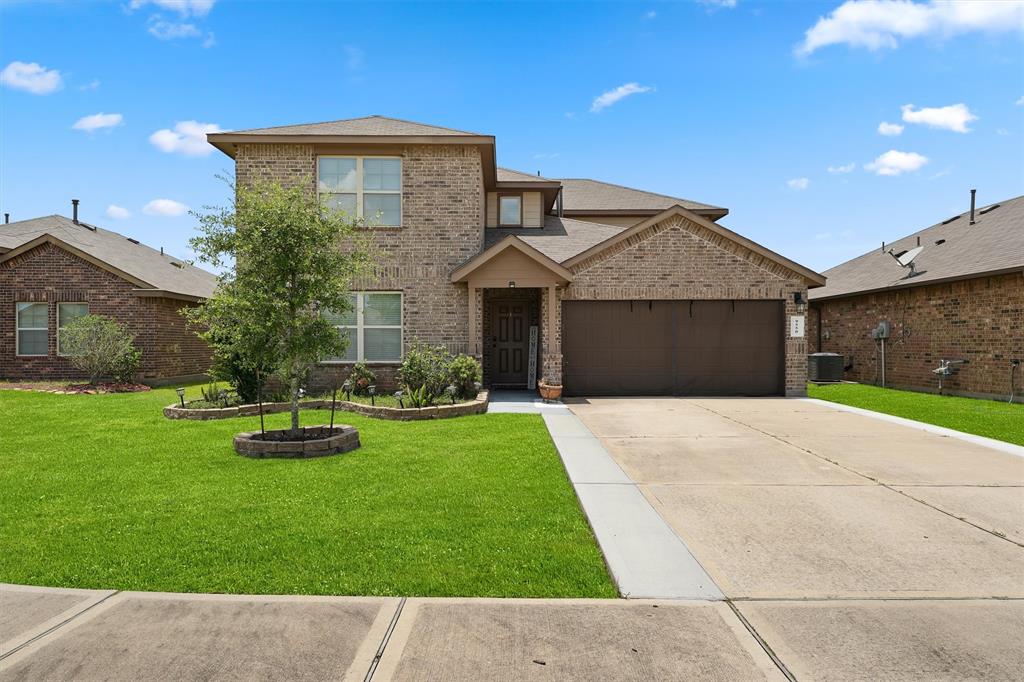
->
left=540, top=285, right=563, bottom=385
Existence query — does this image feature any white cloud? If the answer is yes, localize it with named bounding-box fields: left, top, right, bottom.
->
left=787, top=177, right=810, bottom=190
left=130, top=0, right=216, bottom=17
left=1017, top=95, right=1024, bottom=106
left=202, top=32, right=216, bottom=48
left=533, top=152, right=560, bottom=160
left=814, top=232, right=832, bottom=240
left=149, top=120, right=222, bottom=156
left=0, top=61, right=62, bottom=94
left=343, top=45, right=364, bottom=70
left=72, top=112, right=124, bottom=133
left=564, top=112, right=575, bottom=119
left=877, top=121, right=904, bottom=136
left=143, top=199, right=188, bottom=216
left=901, top=103, right=977, bottom=132
left=997, top=128, right=1010, bottom=136
left=865, top=149, right=929, bottom=176
left=78, top=79, right=101, bottom=91
left=796, top=0, right=1024, bottom=56
left=644, top=10, right=657, bottom=19
left=591, top=82, right=654, bottom=113
left=700, top=0, right=738, bottom=8
left=148, top=18, right=202, bottom=40
left=827, top=162, right=856, bottom=174
left=106, top=205, right=132, bottom=220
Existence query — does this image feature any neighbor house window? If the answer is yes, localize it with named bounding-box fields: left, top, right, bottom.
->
left=499, top=194, right=522, bottom=226
left=318, top=157, right=402, bottom=226
left=323, top=292, right=402, bottom=362
left=16, top=302, right=48, bottom=356
left=57, top=303, right=89, bottom=356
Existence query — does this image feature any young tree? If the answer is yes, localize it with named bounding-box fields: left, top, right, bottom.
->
left=187, top=179, right=372, bottom=435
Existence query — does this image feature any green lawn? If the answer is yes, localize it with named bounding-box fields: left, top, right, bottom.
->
left=0, top=387, right=615, bottom=598
left=808, top=383, right=1024, bottom=446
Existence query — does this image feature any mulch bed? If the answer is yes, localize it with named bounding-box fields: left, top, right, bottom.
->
left=1, top=382, right=151, bottom=394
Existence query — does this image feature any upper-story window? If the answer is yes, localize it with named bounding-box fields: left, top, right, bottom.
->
left=499, top=194, right=522, bottom=227
left=318, top=157, right=402, bottom=227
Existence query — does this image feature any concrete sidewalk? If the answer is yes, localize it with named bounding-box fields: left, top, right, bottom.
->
left=0, top=585, right=782, bottom=681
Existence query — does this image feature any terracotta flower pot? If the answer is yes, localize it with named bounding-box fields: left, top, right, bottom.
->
left=538, top=382, right=563, bottom=401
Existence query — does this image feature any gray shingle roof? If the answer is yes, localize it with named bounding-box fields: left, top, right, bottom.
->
left=496, top=168, right=556, bottom=183
left=557, top=178, right=725, bottom=214
left=0, top=215, right=218, bottom=299
left=225, top=115, right=484, bottom=137
left=810, top=194, right=1024, bottom=301
left=484, top=216, right=628, bottom=263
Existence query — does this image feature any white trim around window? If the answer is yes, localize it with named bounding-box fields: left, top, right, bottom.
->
left=317, top=156, right=403, bottom=227
left=322, top=292, right=403, bottom=363
left=15, top=302, right=48, bottom=357
left=57, top=302, right=89, bottom=356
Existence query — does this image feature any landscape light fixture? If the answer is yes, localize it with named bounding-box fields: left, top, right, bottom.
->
left=446, top=384, right=458, bottom=404
left=394, top=390, right=404, bottom=409
left=368, top=385, right=376, bottom=406
left=175, top=387, right=185, bottom=407
left=342, top=380, right=352, bottom=401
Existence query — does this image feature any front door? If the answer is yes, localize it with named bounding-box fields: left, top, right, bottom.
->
left=492, top=301, right=529, bottom=387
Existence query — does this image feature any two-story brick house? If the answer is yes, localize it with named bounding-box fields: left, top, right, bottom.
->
left=209, top=116, right=824, bottom=397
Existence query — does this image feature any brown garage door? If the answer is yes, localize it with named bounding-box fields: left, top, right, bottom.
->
left=562, top=300, right=784, bottom=396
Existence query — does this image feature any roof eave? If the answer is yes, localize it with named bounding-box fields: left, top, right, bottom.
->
left=131, top=288, right=208, bottom=303
left=207, top=133, right=496, bottom=159
left=563, top=207, right=729, bottom=220
left=809, top=266, right=1024, bottom=302
left=451, top=235, right=573, bottom=284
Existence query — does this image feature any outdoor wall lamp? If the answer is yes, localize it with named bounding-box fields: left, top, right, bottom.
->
left=508, top=281, right=516, bottom=288
left=175, top=387, right=185, bottom=407
left=793, top=291, right=807, bottom=313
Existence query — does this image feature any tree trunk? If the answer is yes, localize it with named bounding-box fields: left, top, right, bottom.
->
left=289, top=370, right=300, bottom=435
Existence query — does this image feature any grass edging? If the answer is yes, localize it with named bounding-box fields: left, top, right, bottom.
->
left=164, top=390, right=489, bottom=421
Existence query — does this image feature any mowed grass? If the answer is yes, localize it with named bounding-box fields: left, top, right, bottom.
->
left=808, top=383, right=1024, bottom=446
left=0, top=387, right=615, bottom=598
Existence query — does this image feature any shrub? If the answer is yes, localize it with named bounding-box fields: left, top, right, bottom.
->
left=59, top=314, right=141, bottom=385
left=398, top=342, right=452, bottom=404
left=208, top=344, right=271, bottom=404
left=347, top=362, right=376, bottom=396
left=448, top=354, right=482, bottom=399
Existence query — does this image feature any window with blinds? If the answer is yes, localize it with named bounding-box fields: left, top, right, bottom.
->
left=323, top=292, right=402, bottom=362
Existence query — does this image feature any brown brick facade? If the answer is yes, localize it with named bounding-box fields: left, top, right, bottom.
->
left=810, top=272, right=1024, bottom=399
left=563, top=214, right=810, bottom=396
left=0, top=242, right=211, bottom=382
left=235, top=142, right=484, bottom=391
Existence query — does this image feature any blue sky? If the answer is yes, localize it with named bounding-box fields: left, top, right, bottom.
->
left=2, top=0, right=1022, bottom=273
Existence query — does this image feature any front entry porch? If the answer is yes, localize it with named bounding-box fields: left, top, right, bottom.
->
left=451, top=236, right=571, bottom=391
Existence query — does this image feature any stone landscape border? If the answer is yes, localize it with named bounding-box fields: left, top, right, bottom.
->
left=233, top=425, right=360, bottom=459
left=164, top=390, right=489, bottom=421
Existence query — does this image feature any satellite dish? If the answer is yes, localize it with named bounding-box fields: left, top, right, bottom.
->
left=888, top=245, right=924, bottom=276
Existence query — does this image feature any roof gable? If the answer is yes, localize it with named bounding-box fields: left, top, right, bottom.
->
left=564, top=205, right=825, bottom=286
left=558, top=178, right=727, bottom=217
left=451, top=236, right=572, bottom=285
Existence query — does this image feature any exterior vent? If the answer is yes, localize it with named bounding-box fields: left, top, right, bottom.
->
left=979, top=204, right=1000, bottom=215
left=940, top=215, right=960, bottom=225
left=170, top=261, right=184, bottom=269
left=934, top=239, right=946, bottom=245
left=126, top=237, right=140, bottom=244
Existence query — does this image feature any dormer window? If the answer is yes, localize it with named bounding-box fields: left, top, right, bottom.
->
left=499, top=194, right=522, bottom=227
left=318, top=156, right=402, bottom=227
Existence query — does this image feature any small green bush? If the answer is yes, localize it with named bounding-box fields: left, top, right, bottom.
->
left=398, top=342, right=452, bottom=403
left=207, top=342, right=271, bottom=404
left=448, top=354, right=482, bottom=399
left=347, top=362, right=376, bottom=395
left=60, top=314, right=141, bottom=385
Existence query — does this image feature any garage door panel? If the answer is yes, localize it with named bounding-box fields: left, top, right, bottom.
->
left=563, top=300, right=783, bottom=397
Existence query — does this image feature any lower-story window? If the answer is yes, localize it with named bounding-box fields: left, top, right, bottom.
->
left=323, top=292, right=402, bottom=362
left=57, top=303, right=89, bottom=356
left=16, top=302, right=48, bottom=356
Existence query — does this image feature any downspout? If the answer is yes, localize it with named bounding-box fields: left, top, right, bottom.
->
left=880, top=337, right=886, bottom=388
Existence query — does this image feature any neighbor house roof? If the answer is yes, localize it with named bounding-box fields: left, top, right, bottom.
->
left=557, top=178, right=728, bottom=219
left=0, top=215, right=218, bottom=301
left=809, top=194, right=1024, bottom=302
left=496, top=168, right=557, bottom=184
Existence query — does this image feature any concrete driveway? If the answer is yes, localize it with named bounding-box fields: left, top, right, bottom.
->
left=568, top=397, right=1024, bottom=679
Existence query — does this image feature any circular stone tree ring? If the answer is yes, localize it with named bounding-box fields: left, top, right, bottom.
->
left=233, top=425, right=360, bottom=459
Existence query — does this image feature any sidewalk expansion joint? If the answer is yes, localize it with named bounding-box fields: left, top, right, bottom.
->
left=726, top=600, right=797, bottom=682
left=364, top=596, right=406, bottom=682
left=0, top=590, right=121, bottom=662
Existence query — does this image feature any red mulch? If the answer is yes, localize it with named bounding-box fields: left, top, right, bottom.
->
left=1, top=382, right=151, bottom=394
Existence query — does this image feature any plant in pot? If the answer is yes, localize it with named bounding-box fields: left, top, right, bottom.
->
left=185, top=176, right=373, bottom=458
left=538, top=378, right=563, bottom=402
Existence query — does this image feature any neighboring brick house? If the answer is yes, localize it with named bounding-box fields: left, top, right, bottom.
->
left=0, top=210, right=217, bottom=383
left=809, top=193, right=1024, bottom=400
left=209, top=115, right=824, bottom=397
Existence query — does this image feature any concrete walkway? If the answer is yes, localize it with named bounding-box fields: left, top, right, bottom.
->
left=0, top=585, right=784, bottom=681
